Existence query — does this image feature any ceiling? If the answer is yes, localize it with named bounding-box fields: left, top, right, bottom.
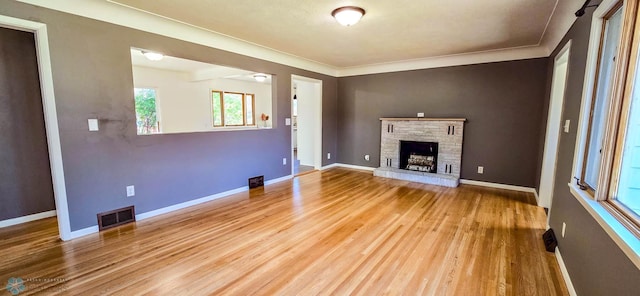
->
left=109, top=0, right=581, bottom=68
left=16, top=0, right=585, bottom=76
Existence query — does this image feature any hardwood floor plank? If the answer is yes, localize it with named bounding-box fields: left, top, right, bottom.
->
left=0, top=168, right=568, bottom=295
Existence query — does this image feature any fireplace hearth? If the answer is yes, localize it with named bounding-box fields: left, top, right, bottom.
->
left=399, top=140, right=438, bottom=173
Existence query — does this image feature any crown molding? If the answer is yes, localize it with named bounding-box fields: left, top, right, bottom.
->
left=15, top=0, right=576, bottom=77
left=15, top=0, right=338, bottom=76
left=336, top=46, right=550, bottom=77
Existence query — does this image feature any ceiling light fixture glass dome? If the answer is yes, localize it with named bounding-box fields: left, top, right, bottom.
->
left=141, top=51, right=164, bottom=61
left=332, top=6, right=366, bottom=26
left=253, top=73, right=268, bottom=82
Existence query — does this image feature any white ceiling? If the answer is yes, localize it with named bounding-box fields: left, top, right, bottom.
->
left=16, top=0, right=584, bottom=76
left=110, top=0, right=581, bottom=67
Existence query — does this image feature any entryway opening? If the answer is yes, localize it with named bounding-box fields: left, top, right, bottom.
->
left=539, top=41, right=572, bottom=213
left=0, top=16, right=70, bottom=240
left=291, top=75, right=322, bottom=176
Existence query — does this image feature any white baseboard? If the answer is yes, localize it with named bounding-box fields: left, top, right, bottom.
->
left=136, top=187, right=249, bottom=221
left=68, top=225, right=99, bottom=240
left=0, top=210, right=57, bottom=228
left=265, top=175, right=292, bottom=185
left=459, top=179, right=537, bottom=194
left=322, top=163, right=376, bottom=171
left=320, top=163, right=339, bottom=170
left=64, top=175, right=293, bottom=240
left=555, top=247, right=577, bottom=296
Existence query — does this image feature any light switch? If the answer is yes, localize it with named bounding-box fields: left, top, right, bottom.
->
left=88, top=119, right=99, bottom=131
left=564, top=120, right=571, bottom=133
left=285, top=118, right=291, bottom=126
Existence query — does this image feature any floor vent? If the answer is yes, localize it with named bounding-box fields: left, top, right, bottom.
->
left=97, top=206, right=135, bottom=231
left=249, top=175, right=264, bottom=188
left=542, top=228, right=557, bottom=252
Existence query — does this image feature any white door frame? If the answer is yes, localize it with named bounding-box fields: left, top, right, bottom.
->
left=0, top=15, right=72, bottom=240
left=291, top=75, right=323, bottom=175
left=540, top=40, right=572, bottom=211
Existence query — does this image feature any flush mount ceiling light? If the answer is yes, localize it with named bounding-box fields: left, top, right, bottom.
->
left=253, top=73, right=268, bottom=82
left=141, top=51, right=164, bottom=61
left=332, top=6, right=366, bottom=26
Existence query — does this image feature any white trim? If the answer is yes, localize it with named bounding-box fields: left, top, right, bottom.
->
left=264, top=175, right=293, bottom=185
left=320, top=163, right=339, bottom=171
left=569, top=183, right=640, bottom=269
left=15, top=0, right=337, bottom=77
left=14, top=0, right=574, bottom=77
left=135, top=186, right=249, bottom=221
left=539, top=40, right=572, bottom=209
left=332, top=163, right=377, bottom=172
left=64, top=174, right=293, bottom=240
left=68, top=225, right=99, bottom=240
left=460, top=179, right=537, bottom=194
left=571, top=0, right=620, bottom=180
left=291, top=75, right=323, bottom=171
left=0, top=210, right=57, bottom=228
left=337, top=46, right=549, bottom=77
left=555, top=247, right=578, bottom=296
left=0, top=15, right=72, bottom=241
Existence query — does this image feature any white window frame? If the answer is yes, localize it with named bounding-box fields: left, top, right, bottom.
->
left=211, top=90, right=256, bottom=127
left=570, top=0, right=640, bottom=269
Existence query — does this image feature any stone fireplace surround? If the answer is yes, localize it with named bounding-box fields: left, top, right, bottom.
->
left=373, top=118, right=465, bottom=187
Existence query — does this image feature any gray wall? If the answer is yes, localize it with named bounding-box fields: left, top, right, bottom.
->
left=0, top=26, right=55, bottom=220
left=0, top=0, right=337, bottom=231
left=545, top=2, right=640, bottom=295
left=337, top=59, right=548, bottom=187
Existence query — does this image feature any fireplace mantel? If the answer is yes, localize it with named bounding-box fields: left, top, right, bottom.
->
left=374, top=118, right=465, bottom=187
left=379, top=117, right=466, bottom=122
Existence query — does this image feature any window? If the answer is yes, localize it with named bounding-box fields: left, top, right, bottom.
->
left=134, top=88, right=160, bottom=134
left=582, top=4, right=623, bottom=190
left=211, top=91, right=255, bottom=127
left=576, top=0, right=640, bottom=234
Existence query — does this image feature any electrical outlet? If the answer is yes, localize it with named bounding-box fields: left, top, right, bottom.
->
left=327, top=153, right=331, bottom=159
left=562, top=222, right=567, bottom=238
left=477, top=166, right=484, bottom=174
left=364, top=154, right=370, bottom=161
left=564, top=120, right=571, bottom=133
left=417, top=112, right=425, bottom=117
left=126, top=185, right=135, bottom=197
left=283, top=158, right=287, bottom=165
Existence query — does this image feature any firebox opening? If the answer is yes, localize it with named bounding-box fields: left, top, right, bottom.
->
left=399, top=140, right=438, bottom=173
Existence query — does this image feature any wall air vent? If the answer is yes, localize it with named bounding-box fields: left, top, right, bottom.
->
left=97, top=206, right=135, bottom=231
left=249, top=175, right=265, bottom=189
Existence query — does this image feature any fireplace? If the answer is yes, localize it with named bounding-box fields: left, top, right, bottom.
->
left=375, top=118, right=464, bottom=187
left=399, top=140, right=438, bottom=173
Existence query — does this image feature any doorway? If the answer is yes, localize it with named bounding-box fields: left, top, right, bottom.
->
left=0, top=26, right=57, bottom=226
left=291, top=75, right=322, bottom=176
left=539, top=41, right=571, bottom=211
left=0, top=15, right=70, bottom=240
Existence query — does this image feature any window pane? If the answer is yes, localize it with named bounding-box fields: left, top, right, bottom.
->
left=224, top=93, right=244, bottom=125
left=134, top=88, right=159, bottom=135
left=212, top=91, right=222, bottom=126
left=246, top=94, right=254, bottom=125
left=585, top=8, right=623, bottom=188
left=616, top=68, right=640, bottom=217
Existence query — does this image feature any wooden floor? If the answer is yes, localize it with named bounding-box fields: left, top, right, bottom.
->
left=0, top=168, right=568, bottom=295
